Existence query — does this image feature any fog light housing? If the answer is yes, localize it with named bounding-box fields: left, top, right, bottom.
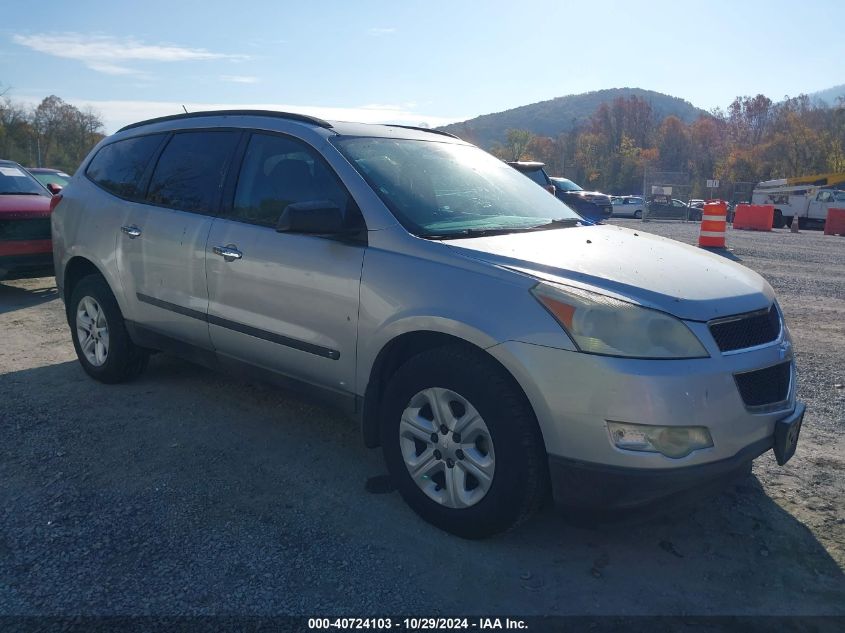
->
left=607, top=422, right=713, bottom=458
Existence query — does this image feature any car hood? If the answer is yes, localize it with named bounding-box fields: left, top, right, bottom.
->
left=446, top=224, right=773, bottom=321
left=0, top=194, right=52, bottom=218
left=562, top=190, right=611, bottom=203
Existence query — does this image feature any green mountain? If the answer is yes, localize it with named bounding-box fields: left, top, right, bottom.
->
left=809, top=84, right=845, bottom=106
left=439, top=87, right=707, bottom=149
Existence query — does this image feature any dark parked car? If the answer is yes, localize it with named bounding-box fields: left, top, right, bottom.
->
left=549, top=177, right=612, bottom=222
left=505, top=161, right=556, bottom=194
left=27, top=167, right=71, bottom=194
left=0, top=160, right=57, bottom=279
left=646, top=195, right=700, bottom=221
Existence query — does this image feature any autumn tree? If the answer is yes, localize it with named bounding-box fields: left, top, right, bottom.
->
left=29, top=95, right=104, bottom=170
left=504, top=128, right=533, bottom=161
left=487, top=90, right=843, bottom=196
left=657, top=116, right=690, bottom=171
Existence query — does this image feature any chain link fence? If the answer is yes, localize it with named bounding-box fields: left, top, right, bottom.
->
left=642, top=168, right=694, bottom=220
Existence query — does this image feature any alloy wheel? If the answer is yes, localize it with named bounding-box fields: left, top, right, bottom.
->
left=76, top=296, right=110, bottom=367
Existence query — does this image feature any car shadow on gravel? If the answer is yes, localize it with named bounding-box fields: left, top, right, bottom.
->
left=0, top=278, right=59, bottom=315
left=1, top=356, right=843, bottom=615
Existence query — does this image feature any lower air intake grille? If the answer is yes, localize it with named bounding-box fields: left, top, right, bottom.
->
left=734, top=361, right=791, bottom=409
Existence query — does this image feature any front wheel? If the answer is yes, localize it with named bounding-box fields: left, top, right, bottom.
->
left=634, top=210, right=642, bottom=219
left=69, top=274, right=149, bottom=384
left=380, top=346, right=548, bottom=538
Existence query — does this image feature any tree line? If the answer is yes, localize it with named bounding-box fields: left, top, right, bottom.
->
left=486, top=93, right=845, bottom=199
left=1, top=87, right=105, bottom=174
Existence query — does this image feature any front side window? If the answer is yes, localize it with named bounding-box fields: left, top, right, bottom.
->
left=86, top=134, right=165, bottom=200
left=521, top=168, right=549, bottom=186
left=551, top=178, right=582, bottom=192
left=230, top=133, right=352, bottom=228
left=334, top=138, right=581, bottom=237
left=146, top=131, right=241, bottom=214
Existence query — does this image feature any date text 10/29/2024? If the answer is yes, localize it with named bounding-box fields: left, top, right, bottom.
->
left=308, top=618, right=528, bottom=630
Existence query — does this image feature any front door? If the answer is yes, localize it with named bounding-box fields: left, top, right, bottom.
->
left=205, top=132, right=365, bottom=395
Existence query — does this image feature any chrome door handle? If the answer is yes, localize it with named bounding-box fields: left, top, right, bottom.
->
left=212, top=244, right=243, bottom=262
left=121, top=225, right=142, bottom=238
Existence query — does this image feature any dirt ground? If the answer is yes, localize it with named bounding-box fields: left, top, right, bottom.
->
left=0, top=220, right=843, bottom=616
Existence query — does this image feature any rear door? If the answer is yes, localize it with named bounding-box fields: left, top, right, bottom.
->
left=116, top=130, right=242, bottom=348
left=205, top=131, right=366, bottom=395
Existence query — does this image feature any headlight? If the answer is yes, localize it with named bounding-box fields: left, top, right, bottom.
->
left=531, top=282, right=708, bottom=359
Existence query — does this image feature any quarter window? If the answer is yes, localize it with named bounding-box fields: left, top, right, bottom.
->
left=146, top=131, right=241, bottom=214
left=230, top=133, right=353, bottom=228
left=86, top=134, right=165, bottom=200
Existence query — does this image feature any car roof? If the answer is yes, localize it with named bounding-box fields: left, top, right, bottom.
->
left=506, top=161, right=546, bottom=170
left=116, top=109, right=463, bottom=143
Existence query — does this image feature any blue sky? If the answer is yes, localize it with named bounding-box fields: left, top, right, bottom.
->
left=2, top=0, right=844, bottom=133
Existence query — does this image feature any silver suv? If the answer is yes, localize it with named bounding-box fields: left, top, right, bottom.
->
left=52, top=110, right=804, bottom=538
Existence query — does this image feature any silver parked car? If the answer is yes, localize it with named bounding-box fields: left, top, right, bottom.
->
left=611, top=195, right=645, bottom=219
left=52, top=110, right=804, bottom=538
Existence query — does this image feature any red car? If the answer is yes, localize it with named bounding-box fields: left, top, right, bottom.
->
left=0, top=159, right=57, bottom=280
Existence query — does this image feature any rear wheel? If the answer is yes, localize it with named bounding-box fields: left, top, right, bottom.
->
left=634, top=210, right=642, bottom=219
left=772, top=209, right=785, bottom=228
left=380, top=345, right=548, bottom=538
left=69, top=274, right=148, bottom=383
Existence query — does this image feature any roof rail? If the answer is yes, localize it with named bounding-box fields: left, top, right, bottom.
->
left=385, top=124, right=460, bottom=139
left=117, top=109, right=334, bottom=133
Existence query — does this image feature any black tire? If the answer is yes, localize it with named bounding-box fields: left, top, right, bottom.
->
left=772, top=209, right=785, bottom=229
left=380, top=345, right=548, bottom=538
left=634, top=210, right=642, bottom=219
left=68, top=274, right=148, bottom=384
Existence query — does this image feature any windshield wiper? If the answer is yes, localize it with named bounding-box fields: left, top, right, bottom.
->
left=540, top=217, right=582, bottom=228
left=420, top=217, right=583, bottom=240
left=0, top=191, right=43, bottom=195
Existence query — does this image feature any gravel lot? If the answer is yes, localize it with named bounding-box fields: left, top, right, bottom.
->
left=1, top=220, right=843, bottom=617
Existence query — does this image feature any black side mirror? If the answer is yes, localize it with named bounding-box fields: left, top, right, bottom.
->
left=276, top=200, right=353, bottom=235
left=47, top=183, right=63, bottom=195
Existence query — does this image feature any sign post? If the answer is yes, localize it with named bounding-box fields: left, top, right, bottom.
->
left=706, top=179, right=720, bottom=200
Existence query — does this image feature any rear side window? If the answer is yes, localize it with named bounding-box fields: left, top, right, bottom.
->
left=86, top=134, right=165, bottom=200
left=146, top=131, right=241, bottom=214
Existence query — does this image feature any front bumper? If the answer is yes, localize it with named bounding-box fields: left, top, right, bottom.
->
left=0, top=252, right=55, bottom=279
left=548, top=402, right=804, bottom=508
left=486, top=333, right=803, bottom=508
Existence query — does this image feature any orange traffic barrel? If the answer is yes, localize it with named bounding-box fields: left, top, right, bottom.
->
left=698, top=200, right=727, bottom=248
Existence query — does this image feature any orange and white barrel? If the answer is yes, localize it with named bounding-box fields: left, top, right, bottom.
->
left=698, top=200, right=727, bottom=248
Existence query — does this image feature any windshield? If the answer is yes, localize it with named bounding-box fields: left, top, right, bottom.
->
left=550, top=177, right=582, bottom=192
left=0, top=164, right=50, bottom=196
left=32, top=171, right=70, bottom=187
left=834, top=190, right=845, bottom=202
left=334, top=137, right=581, bottom=237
